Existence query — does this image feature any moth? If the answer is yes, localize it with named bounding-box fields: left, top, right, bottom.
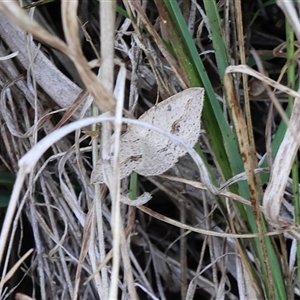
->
left=91, top=88, right=205, bottom=184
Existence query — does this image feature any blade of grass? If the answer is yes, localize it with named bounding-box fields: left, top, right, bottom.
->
left=129, top=172, right=138, bottom=200
left=205, top=3, right=287, bottom=298
left=0, top=192, right=10, bottom=208
left=0, top=172, right=15, bottom=186
left=162, top=2, right=287, bottom=299
left=235, top=1, right=275, bottom=297
left=160, top=0, right=246, bottom=190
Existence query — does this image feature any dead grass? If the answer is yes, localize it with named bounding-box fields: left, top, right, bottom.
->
left=0, top=1, right=299, bottom=300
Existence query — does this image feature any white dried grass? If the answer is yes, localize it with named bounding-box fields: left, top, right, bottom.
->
left=0, top=2, right=248, bottom=300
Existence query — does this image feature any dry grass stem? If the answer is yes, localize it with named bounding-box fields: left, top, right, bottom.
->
left=1, top=1, right=300, bottom=299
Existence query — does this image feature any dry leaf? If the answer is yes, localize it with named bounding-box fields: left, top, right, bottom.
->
left=91, top=88, right=205, bottom=183
left=263, top=95, right=300, bottom=228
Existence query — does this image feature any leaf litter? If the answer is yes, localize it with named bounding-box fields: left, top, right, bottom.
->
left=0, top=1, right=287, bottom=299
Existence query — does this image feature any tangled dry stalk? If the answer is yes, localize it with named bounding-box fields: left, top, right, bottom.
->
left=2, top=1, right=300, bottom=300
left=0, top=2, right=235, bottom=298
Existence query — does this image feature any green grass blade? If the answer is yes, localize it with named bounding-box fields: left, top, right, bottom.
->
left=161, top=1, right=287, bottom=298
